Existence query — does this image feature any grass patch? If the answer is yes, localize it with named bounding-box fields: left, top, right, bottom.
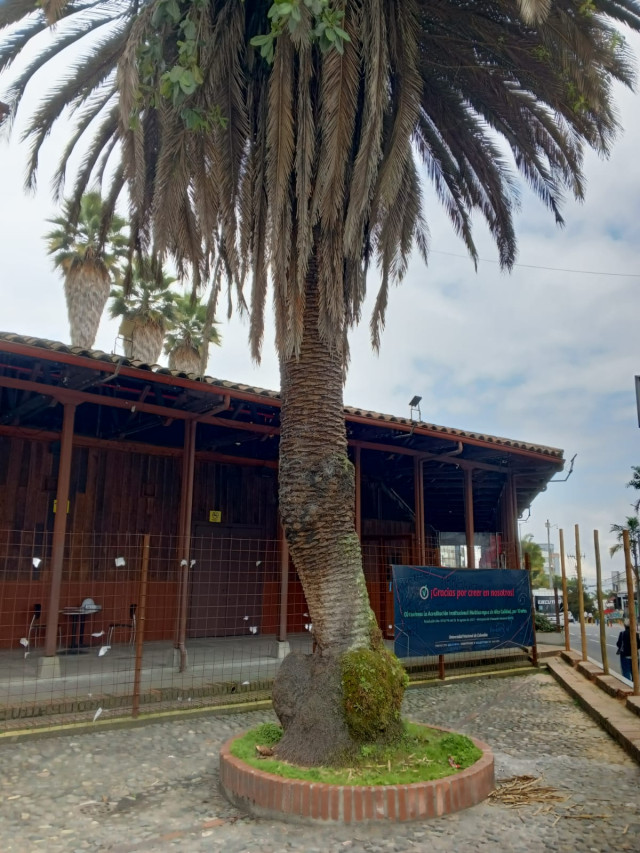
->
left=230, top=721, right=482, bottom=785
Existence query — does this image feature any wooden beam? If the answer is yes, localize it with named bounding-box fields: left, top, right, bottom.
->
left=464, top=468, right=475, bottom=569
left=349, top=438, right=507, bottom=473
left=0, top=339, right=279, bottom=407
left=414, top=457, right=425, bottom=564
left=44, top=402, right=76, bottom=657
left=0, top=375, right=231, bottom=423
left=176, top=420, right=197, bottom=670
left=0, top=424, right=278, bottom=468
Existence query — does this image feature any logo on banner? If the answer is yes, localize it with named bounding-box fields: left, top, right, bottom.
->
left=419, top=585, right=430, bottom=600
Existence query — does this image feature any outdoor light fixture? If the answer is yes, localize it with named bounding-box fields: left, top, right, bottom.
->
left=409, top=395, right=422, bottom=422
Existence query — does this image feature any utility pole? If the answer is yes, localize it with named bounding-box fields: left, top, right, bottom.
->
left=546, top=519, right=561, bottom=626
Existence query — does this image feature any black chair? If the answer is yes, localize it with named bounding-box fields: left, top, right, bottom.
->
left=107, top=604, right=137, bottom=646
left=26, top=603, right=61, bottom=649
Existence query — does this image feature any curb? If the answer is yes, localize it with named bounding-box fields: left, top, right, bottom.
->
left=219, top=730, right=494, bottom=824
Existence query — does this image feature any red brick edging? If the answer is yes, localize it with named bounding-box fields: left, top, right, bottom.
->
left=219, top=729, right=494, bottom=823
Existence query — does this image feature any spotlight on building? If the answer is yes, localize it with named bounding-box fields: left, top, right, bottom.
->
left=409, top=395, right=422, bottom=421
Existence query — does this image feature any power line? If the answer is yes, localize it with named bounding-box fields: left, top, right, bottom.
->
left=430, top=250, right=640, bottom=278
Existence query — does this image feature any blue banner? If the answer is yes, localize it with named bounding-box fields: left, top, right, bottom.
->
left=392, top=565, right=534, bottom=657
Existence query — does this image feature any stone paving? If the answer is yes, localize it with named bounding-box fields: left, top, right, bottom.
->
left=0, top=671, right=638, bottom=852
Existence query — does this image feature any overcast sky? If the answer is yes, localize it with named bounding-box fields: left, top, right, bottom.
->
left=0, top=19, right=638, bottom=588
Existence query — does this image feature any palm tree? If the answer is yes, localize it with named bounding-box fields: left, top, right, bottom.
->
left=3, top=0, right=640, bottom=765
left=44, top=192, right=127, bottom=349
left=610, top=516, right=640, bottom=614
left=627, top=466, right=640, bottom=512
left=109, top=262, right=177, bottom=365
left=521, top=535, right=548, bottom=588
left=164, top=295, right=221, bottom=375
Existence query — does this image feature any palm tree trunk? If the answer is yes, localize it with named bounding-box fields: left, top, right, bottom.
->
left=272, top=255, right=401, bottom=765
left=64, top=264, right=110, bottom=349
left=129, top=319, right=164, bottom=364
left=168, top=345, right=201, bottom=375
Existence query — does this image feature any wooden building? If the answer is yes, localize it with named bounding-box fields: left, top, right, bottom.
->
left=0, top=333, right=564, bottom=657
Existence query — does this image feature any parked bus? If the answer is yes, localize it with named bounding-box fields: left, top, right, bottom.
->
left=533, top=588, right=563, bottom=626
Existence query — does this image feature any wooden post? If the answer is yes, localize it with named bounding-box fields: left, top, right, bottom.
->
left=524, top=552, right=538, bottom=666
left=594, top=530, right=609, bottom=676
left=438, top=654, right=445, bottom=680
left=44, top=402, right=76, bottom=657
left=559, top=529, right=571, bottom=652
left=176, top=420, right=197, bottom=671
left=503, top=475, right=518, bottom=568
left=354, top=445, right=361, bottom=541
left=622, top=529, right=639, bottom=695
left=575, top=525, right=588, bottom=663
left=464, top=468, right=475, bottom=568
left=132, top=534, right=150, bottom=718
left=278, top=522, right=289, bottom=644
left=414, top=457, right=425, bottom=565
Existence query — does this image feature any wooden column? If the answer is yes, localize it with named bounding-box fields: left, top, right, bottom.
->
left=175, top=419, right=197, bottom=670
left=464, top=468, right=475, bottom=568
left=354, top=446, right=362, bottom=541
left=559, top=529, right=571, bottom=652
left=575, top=525, right=588, bottom=663
left=44, top=402, right=76, bottom=657
left=278, top=522, right=290, bottom=643
left=414, top=457, right=425, bottom=565
left=505, top=475, right=519, bottom=569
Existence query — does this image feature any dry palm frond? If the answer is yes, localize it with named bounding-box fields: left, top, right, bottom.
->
left=489, top=775, right=568, bottom=808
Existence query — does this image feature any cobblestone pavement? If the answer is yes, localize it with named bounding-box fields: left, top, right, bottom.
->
left=0, top=672, right=638, bottom=853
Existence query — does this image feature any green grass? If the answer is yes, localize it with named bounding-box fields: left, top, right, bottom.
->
left=230, top=721, right=482, bottom=785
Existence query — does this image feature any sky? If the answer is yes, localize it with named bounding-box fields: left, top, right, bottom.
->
left=0, top=15, right=638, bottom=589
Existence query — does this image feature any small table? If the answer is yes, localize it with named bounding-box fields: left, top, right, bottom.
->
left=59, top=605, right=102, bottom=655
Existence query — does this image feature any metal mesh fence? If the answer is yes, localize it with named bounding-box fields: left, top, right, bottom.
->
left=0, top=529, right=530, bottom=729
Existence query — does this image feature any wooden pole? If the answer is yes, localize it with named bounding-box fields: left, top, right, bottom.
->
left=575, top=525, right=588, bottom=663
left=354, top=445, right=361, bottom=541
left=464, top=468, right=475, bottom=569
left=278, top=522, right=289, bottom=643
left=622, top=530, right=639, bottom=694
left=559, top=529, right=570, bottom=652
left=44, top=402, right=76, bottom=657
left=176, top=420, right=197, bottom=671
left=132, top=534, right=150, bottom=718
left=414, top=457, right=425, bottom=565
left=594, top=530, right=609, bottom=675
left=524, top=552, right=538, bottom=666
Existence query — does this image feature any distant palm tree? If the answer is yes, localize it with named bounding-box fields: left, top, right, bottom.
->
left=610, top=516, right=640, bottom=612
left=164, top=295, right=221, bottom=376
left=45, top=192, right=127, bottom=348
left=110, top=263, right=177, bottom=364
left=627, top=466, right=640, bottom=512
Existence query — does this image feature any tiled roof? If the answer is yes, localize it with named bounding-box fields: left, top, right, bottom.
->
left=0, top=332, right=563, bottom=460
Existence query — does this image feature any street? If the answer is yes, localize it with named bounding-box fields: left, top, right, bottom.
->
left=567, top=622, right=628, bottom=680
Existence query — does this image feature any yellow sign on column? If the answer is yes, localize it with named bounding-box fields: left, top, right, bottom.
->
left=209, top=510, right=222, bottom=523
left=53, top=499, right=70, bottom=514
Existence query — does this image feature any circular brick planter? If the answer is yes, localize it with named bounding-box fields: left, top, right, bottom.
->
left=220, top=729, right=494, bottom=824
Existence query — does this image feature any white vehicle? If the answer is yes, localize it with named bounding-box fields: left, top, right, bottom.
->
left=533, top=588, right=563, bottom=626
